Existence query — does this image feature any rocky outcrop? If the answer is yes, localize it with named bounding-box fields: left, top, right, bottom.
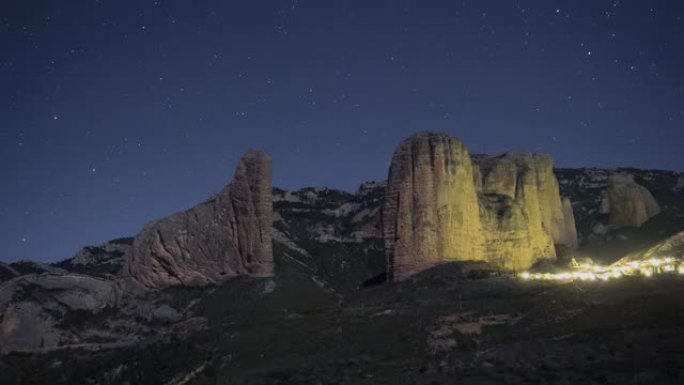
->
left=606, top=173, right=661, bottom=228
left=383, top=132, right=578, bottom=280
left=383, top=133, right=485, bottom=281
left=54, top=238, right=132, bottom=277
left=478, top=154, right=578, bottom=246
left=125, top=150, right=273, bottom=289
left=0, top=274, right=121, bottom=353
left=0, top=272, right=204, bottom=354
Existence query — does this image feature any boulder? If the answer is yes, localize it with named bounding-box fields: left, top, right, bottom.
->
left=125, top=150, right=273, bottom=289
left=606, top=173, right=661, bottom=227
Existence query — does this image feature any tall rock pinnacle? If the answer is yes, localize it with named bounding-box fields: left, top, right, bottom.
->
left=383, top=132, right=485, bottom=281
left=125, top=150, right=273, bottom=289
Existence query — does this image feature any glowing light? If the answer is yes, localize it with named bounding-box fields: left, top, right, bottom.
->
left=518, top=256, right=684, bottom=282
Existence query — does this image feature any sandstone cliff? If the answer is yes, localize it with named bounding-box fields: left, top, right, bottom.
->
left=606, top=173, right=661, bottom=228
left=383, top=132, right=578, bottom=280
left=125, top=150, right=273, bottom=289
left=383, top=133, right=485, bottom=281
left=474, top=153, right=578, bottom=249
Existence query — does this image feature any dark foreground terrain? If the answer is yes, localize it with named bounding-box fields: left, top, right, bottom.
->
left=3, top=254, right=684, bottom=385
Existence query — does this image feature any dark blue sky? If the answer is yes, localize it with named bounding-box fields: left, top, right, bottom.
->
left=2, top=0, right=683, bottom=262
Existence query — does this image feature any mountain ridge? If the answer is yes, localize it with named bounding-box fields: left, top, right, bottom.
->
left=2, top=134, right=683, bottom=383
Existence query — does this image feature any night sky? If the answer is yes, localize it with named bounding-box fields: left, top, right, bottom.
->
left=2, top=1, right=683, bottom=262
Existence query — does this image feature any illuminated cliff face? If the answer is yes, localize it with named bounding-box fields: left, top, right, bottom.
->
left=474, top=153, right=577, bottom=270
left=383, top=132, right=578, bottom=281
left=383, top=133, right=485, bottom=281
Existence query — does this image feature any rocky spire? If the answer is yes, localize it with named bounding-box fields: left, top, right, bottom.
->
left=124, top=150, right=273, bottom=289
left=383, top=132, right=485, bottom=281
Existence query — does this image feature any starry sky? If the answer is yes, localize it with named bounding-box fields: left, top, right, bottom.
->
left=2, top=0, right=683, bottom=262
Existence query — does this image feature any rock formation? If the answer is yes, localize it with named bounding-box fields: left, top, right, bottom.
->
left=606, top=173, right=661, bottom=228
left=0, top=274, right=121, bottom=353
left=125, top=150, right=274, bottom=289
left=383, top=133, right=485, bottom=281
left=53, top=239, right=132, bottom=277
left=383, top=132, right=578, bottom=280
left=474, top=153, right=578, bottom=249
